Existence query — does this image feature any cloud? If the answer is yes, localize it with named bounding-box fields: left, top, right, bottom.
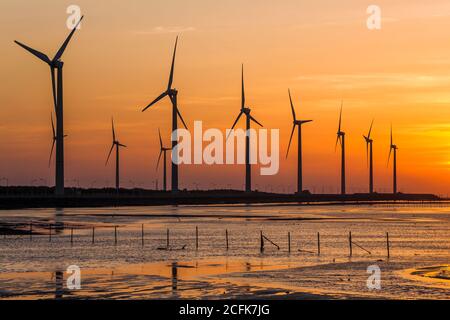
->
left=135, top=26, right=196, bottom=35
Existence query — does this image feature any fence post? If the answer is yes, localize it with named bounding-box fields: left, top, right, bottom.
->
left=196, top=226, right=199, bottom=251
left=386, top=232, right=390, bottom=259
left=288, top=232, right=291, bottom=253
left=166, top=229, right=170, bottom=248
left=317, top=232, right=321, bottom=256
left=114, top=226, right=118, bottom=245
left=92, top=227, right=95, bottom=244
left=349, top=232, right=353, bottom=257
left=260, top=231, right=264, bottom=253
left=226, top=229, right=229, bottom=251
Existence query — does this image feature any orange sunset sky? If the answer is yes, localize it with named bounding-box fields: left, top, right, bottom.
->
left=0, top=0, right=449, bottom=195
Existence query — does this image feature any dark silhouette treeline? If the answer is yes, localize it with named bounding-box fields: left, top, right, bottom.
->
left=0, top=186, right=441, bottom=209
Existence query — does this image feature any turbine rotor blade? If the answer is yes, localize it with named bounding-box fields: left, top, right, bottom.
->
left=227, top=112, right=244, bottom=140
left=14, top=41, right=51, bottom=64
left=142, top=91, right=168, bottom=112
left=250, top=115, right=263, bottom=127
left=106, top=144, right=115, bottom=165
left=51, top=114, right=56, bottom=137
left=112, top=118, right=116, bottom=141
left=368, top=119, right=374, bottom=139
left=167, top=36, right=178, bottom=90
left=50, top=67, right=57, bottom=110
left=338, top=101, right=343, bottom=133
left=288, top=89, right=296, bottom=121
left=158, top=128, right=163, bottom=149
left=49, top=140, right=56, bottom=168
left=241, top=64, right=245, bottom=109
left=366, top=140, right=369, bottom=168
left=156, top=150, right=163, bottom=171
left=177, top=108, right=188, bottom=129
left=286, top=125, right=296, bottom=158
left=335, top=134, right=341, bottom=151
left=53, top=16, right=84, bottom=62
left=388, top=147, right=392, bottom=167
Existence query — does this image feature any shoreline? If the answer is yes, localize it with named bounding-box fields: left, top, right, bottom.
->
left=0, top=188, right=443, bottom=210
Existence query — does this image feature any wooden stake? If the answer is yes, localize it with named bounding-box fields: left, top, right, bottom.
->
left=70, top=228, right=74, bottom=245
left=386, top=232, right=390, bottom=259
left=114, top=226, right=118, bottom=245
left=349, top=232, right=353, bottom=257
left=30, top=222, right=33, bottom=241
left=49, top=224, right=52, bottom=242
left=288, top=232, right=291, bottom=253
left=166, top=229, right=170, bottom=248
left=92, top=227, right=95, bottom=244
left=226, top=229, right=229, bottom=251
left=317, top=232, right=321, bottom=256
left=141, top=224, right=144, bottom=247
left=196, top=226, right=199, bottom=250
left=260, top=231, right=264, bottom=253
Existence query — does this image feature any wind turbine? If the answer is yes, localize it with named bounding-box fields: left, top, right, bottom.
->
left=388, top=125, right=398, bottom=194
left=141, top=36, right=188, bottom=193
left=157, top=129, right=172, bottom=192
left=15, top=16, right=84, bottom=196
left=286, top=89, right=312, bottom=194
left=49, top=114, right=67, bottom=168
left=363, top=120, right=374, bottom=194
left=335, top=102, right=346, bottom=195
left=106, top=118, right=127, bottom=193
left=228, top=65, right=263, bottom=192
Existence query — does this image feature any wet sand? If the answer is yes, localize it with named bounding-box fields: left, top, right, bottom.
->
left=0, top=203, right=449, bottom=300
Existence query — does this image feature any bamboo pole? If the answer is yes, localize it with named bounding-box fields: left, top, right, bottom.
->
left=386, top=232, right=390, bottom=258
left=317, top=232, right=321, bottom=256
left=166, top=229, right=170, bottom=248
left=260, top=231, right=264, bottom=253
left=349, top=232, right=353, bottom=257
left=196, top=226, right=199, bottom=250
left=288, top=232, right=291, bottom=253
left=226, top=229, right=229, bottom=251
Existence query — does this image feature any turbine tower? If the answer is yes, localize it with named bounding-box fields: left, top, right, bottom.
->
left=157, top=129, right=171, bottom=192
left=142, top=37, right=188, bottom=193
left=286, top=89, right=312, bottom=194
left=388, top=125, right=398, bottom=194
left=363, top=120, right=374, bottom=194
left=15, top=16, right=84, bottom=196
left=229, top=65, right=263, bottom=192
left=106, top=118, right=127, bottom=193
left=335, top=102, right=346, bottom=195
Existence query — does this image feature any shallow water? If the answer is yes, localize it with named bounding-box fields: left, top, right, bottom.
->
left=0, top=203, right=449, bottom=299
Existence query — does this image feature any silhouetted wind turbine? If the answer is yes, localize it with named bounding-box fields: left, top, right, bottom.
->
left=228, top=65, right=263, bottom=192
left=363, top=119, right=374, bottom=194
left=15, top=16, right=84, bottom=195
left=388, top=125, right=398, bottom=194
left=141, top=36, right=187, bottom=193
left=335, top=102, right=346, bottom=195
left=106, top=118, right=127, bottom=193
left=286, top=89, right=312, bottom=194
left=157, top=129, right=172, bottom=192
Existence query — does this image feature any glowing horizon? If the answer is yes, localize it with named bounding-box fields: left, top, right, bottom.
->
left=0, top=0, right=449, bottom=195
